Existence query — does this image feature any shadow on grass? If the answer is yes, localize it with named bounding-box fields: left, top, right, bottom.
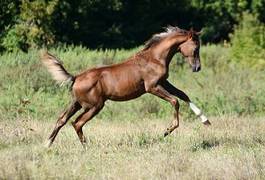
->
left=190, top=134, right=265, bottom=152
left=191, top=139, right=220, bottom=152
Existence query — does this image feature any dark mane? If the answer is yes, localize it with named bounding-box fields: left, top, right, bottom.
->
left=144, top=26, right=188, bottom=50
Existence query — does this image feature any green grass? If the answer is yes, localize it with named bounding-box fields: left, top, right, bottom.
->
left=0, top=45, right=264, bottom=122
left=0, top=45, right=265, bottom=179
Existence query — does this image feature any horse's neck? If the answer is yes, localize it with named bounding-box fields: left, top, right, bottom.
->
left=152, top=34, right=188, bottom=67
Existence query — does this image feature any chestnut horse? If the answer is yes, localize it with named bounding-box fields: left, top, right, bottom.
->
left=41, top=26, right=211, bottom=148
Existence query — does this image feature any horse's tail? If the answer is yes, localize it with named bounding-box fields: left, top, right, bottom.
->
left=40, top=50, right=74, bottom=85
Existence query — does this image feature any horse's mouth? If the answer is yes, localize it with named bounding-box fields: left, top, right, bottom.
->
left=192, top=65, right=201, bottom=72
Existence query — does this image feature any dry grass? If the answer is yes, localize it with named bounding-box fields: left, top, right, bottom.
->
left=0, top=116, right=264, bottom=179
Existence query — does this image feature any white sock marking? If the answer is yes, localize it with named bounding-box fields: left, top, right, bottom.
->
left=189, top=102, right=202, bottom=116
left=44, top=139, right=52, bottom=148
left=189, top=102, right=208, bottom=123
left=199, top=114, right=208, bottom=123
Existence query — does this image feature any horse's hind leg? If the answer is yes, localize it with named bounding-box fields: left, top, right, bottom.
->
left=72, top=105, right=103, bottom=148
left=45, top=101, right=81, bottom=147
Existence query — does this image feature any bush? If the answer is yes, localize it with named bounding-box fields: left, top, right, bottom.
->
left=230, top=13, right=265, bottom=70
left=1, top=0, right=58, bottom=52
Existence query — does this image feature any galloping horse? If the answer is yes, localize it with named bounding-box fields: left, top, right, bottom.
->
left=41, top=26, right=211, bottom=148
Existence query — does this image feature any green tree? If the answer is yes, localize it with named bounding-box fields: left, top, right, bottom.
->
left=191, top=0, right=265, bottom=42
left=1, top=0, right=265, bottom=51
left=1, top=0, right=58, bottom=52
left=0, top=0, right=20, bottom=51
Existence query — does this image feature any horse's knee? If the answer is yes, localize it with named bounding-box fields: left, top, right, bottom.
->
left=171, top=99, right=179, bottom=108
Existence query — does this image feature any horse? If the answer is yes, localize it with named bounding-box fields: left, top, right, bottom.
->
left=41, top=26, right=211, bottom=148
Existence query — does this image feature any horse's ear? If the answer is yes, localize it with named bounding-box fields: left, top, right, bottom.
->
left=195, top=29, right=203, bottom=36
left=188, top=28, right=193, bottom=39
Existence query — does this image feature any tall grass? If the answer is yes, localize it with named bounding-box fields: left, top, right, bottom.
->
left=0, top=45, right=264, bottom=122
left=0, top=45, right=264, bottom=179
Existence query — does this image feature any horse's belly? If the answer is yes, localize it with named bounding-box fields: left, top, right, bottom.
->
left=100, top=65, right=146, bottom=101
left=103, top=78, right=146, bottom=101
left=108, top=86, right=146, bottom=101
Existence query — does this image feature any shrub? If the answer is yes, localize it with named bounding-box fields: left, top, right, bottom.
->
left=1, top=0, right=58, bottom=52
left=230, top=13, right=265, bottom=70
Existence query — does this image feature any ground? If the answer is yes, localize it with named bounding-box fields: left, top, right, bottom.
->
left=0, top=116, right=264, bottom=179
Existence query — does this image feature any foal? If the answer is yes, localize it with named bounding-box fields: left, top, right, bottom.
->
left=41, top=26, right=210, bottom=148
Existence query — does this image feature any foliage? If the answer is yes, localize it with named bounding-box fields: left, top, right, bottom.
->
left=52, top=0, right=193, bottom=48
left=191, top=0, right=265, bottom=42
left=0, top=0, right=20, bottom=32
left=0, top=1, right=20, bottom=51
left=230, top=13, right=265, bottom=70
left=1, top=0, right=265, bottom=51
left=1, top=0, right=58, bottom=52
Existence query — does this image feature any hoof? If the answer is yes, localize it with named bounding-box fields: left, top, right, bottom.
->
left=164, top=131, right=170, bottom=137
left=82, top=143, right=88, bottom=151
left=44, top=139, right=52, bottom=148
left=203, top=120, right=211, bottom=126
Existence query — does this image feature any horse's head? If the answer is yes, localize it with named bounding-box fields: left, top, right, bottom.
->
left=179, top=28, right=201, bottom=72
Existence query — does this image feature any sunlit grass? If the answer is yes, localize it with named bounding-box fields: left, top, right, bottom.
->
left=0, top=116, right=264, bottom=179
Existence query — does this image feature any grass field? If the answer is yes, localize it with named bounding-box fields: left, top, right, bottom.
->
left=0, top=45, right=264, bottom=179
left=0, top=116, right=264, bottom=179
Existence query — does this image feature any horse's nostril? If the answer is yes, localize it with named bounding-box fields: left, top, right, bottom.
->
left=197, top=66, right=201, bottom=72
left=192, top=65, right=196, bottom=72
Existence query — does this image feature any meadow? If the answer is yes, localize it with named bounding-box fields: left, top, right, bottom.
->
left=0, top=45, right=264, bottom=179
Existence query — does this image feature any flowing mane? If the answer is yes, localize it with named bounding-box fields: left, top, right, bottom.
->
left=144, top=26, right=188, bottom=50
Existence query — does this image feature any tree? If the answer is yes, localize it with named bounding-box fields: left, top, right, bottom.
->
left=1, top=0, right=58, bottom=51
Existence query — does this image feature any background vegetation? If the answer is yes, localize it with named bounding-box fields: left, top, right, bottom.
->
left=1, top=0, right=265, bottom=50
left=0, top=0, right=264, bottom=179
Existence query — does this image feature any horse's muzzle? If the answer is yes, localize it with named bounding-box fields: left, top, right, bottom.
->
left=192, top=65, right=201, bottom=72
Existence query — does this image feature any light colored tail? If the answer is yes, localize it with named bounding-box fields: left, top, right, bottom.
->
left=40, top=50, right=74, bottom=84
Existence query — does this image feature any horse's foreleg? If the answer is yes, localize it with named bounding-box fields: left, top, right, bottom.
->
left=189, top=102, right=211, bottom=125
left=45, top=101, right=81, bottom=147
left=162, top=80, right=211, bottom=125
left=164, top=102, right=180, bottom=137
left=161, top=80, right=191, bottom=102
left=147, top=84, right=180, bottom=136
left=72, top=105, right=103, bottom=148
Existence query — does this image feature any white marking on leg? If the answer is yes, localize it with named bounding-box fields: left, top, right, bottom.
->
left=199, top=114, right=208, bottom=123
left=189, top=102, right=208, bottom=123
left=44, top=139, right=52, bottom=148
left=189, top=102, right=202, bottom=116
